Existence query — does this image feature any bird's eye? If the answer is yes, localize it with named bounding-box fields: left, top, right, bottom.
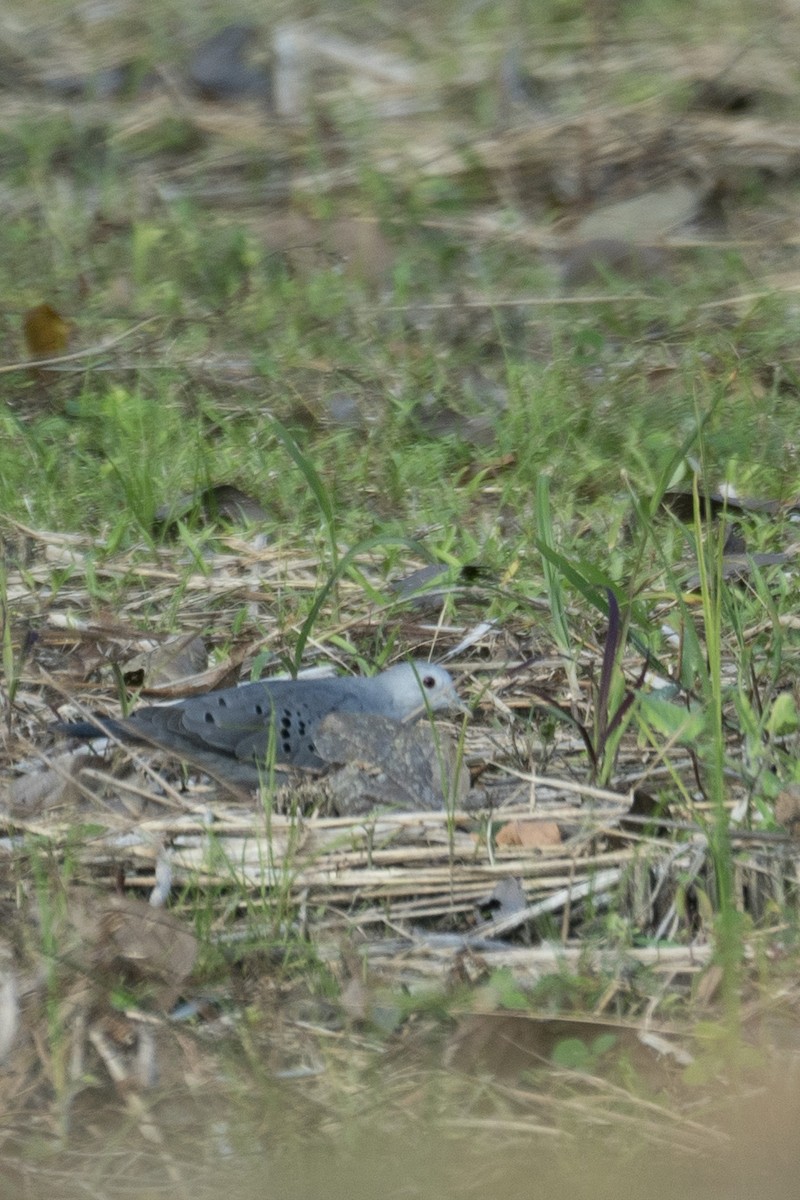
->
left=423, top=675, right=436, bottom=689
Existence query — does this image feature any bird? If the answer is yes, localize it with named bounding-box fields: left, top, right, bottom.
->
left=55, top=661, right=466, bottom=787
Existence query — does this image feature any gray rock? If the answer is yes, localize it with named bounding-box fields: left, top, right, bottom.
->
left=189, top=24, right=271, bottom=101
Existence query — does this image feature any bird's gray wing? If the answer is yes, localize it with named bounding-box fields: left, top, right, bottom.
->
left=132, top=678, right=376, bottom=767
left=229, top=678, right=376, bottom=765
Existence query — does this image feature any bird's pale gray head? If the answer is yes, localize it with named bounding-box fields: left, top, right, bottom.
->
left=376, top=661, right=466, bottom=719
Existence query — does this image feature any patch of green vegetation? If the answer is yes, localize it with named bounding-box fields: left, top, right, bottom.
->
left=4, top=1, right=800, bottom=1176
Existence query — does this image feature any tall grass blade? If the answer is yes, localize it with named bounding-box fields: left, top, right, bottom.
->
left=268, top=417, right=338, bottom=568
left=291, top=534, right=429, bottom=673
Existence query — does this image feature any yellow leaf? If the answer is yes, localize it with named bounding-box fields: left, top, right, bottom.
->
left=23, top=303, right=71, bottom=359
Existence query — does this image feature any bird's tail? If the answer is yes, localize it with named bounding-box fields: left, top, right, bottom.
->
left=53, top=718, right=128, bottom=740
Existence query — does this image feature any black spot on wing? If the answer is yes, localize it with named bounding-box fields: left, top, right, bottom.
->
left=279, top=707, right=295, bottom=755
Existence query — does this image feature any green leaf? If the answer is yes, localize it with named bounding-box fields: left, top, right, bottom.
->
left=486, top=968, right=530, bottom=1011
left=638, top=693, right=707, bottom=744
left=766, top=691, right=799, bottom=737
left=552, top=1037, right=591, bottom=1069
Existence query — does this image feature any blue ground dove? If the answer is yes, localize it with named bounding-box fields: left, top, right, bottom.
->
left=56, top=662, right=465, bottom=787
